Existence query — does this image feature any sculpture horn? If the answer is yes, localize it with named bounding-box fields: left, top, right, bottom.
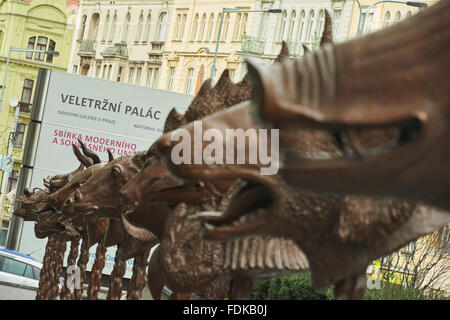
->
left=72, top=143, right=93, bottom=168
left=121, top=213, right=156, bottom=241
left=78, top=139, right=101, bottom=164
left=107, top=149, right=114, bottom=162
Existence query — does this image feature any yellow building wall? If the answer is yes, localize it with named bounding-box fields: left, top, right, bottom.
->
left=0, top=0, right=78, bottom=245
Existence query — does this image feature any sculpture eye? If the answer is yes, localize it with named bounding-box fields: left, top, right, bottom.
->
left=112, top=165, right=122, bottom=177
left=195, top=181, right=205, bottom=188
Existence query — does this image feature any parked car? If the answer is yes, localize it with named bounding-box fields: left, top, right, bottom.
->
left=0, top=248, right=42, bottom=289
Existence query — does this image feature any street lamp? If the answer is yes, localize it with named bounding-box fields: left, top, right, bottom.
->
left=355, top=0, right=428, bottom=37
left=210, top=8, right=283, bottom=84
left=0, top=47, right=60, bottom=113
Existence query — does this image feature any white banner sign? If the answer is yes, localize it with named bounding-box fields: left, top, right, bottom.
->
left=18, top=69, right=193, bottom=277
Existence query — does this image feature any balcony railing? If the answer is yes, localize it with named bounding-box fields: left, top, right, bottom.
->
left=79, top=39, right=97, bottom=54
left=241, top=34, right=265, bottom=55
left=286, top=41, right=304, bottom=57
left=19, top=102, right=31, bottom=113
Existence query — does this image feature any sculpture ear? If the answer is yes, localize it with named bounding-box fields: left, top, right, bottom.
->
left=246, top=58, right=269, bottom=126
left=163, top=108, right=184, bottom=133
left=214, top=69, right=231, bottom=91
left=275, top=41, right=290, bottom=62
left=320, top=10, right=333, bottom=47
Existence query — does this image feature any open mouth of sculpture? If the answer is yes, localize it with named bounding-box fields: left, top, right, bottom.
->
left=195, top=180, right=275, bottom=240
left=34, top=210, right=66, bottom=238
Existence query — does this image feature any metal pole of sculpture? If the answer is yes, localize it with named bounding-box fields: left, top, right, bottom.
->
left=36, top=236, right=57, bottom=300
left=48, top=239, right=67, bottom=300
left=73, top=238, right=89, bottom=300
left=127, top=250, right=150, bottom=300
left=87, top=241, right=107, bottom=300
left=60, top=239, right=80, bottom=300
left=106, top=250, right=126, bottom=300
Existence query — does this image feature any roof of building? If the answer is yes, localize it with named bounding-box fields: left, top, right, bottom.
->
left=66, top=0, right=80, bottom=12
left=20, top=0, right=80, bottom=12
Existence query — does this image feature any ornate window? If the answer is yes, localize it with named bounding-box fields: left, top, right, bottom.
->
left=316, top=10, right=325, bottom=39
left=383, top=11, right=391, bottom=28
left=156, top=12, right=168, bottom=41
left=287, top=10, right=297, bottom=41
left=233, top=13, right=242, bottom=41
left=186, top=68, right=195, bottom=94
left=109, top=14, right=117, bottom=42
left=135, top=67, right=142, bottom=85
left=258, top=12, right=269, bottom=40
left=394, top=10, right=402, bottom=23
left=46, top=40, right=56, bottom=63
left=128, top=67, right=135, bottom=83
left=305, top=10, right=315, bottom=42
left=207, top=14, right=215, bottom=41
left=136, top=13, right=144, bottom=42
left=143, top=13, right=151, bottom=42
left=79, top=15, right=87, bottom=40
left=102, top=13, right=110, bottom=41
left=222, top=13, right=230, bottom=41
left=26, top=36, right=56, bottom=63
left=241, top=13, right=248, bottom=38
left=297, top=10, right=306, bottom=42
left=173, top=14, right=181, bottom=40
left=167, top=67, right=175, bottom=91
left=8, top=171, right=19, bottom=192
left=13, top=124, right=26, bottom=148
left=35, top=36, right=48, bottom=61
left=26, top=37, right=35, bottom=59
left=279, top=10, right=287, bottom=41
left=214, top=13, right=222, bottom=41
left=192, top=14, right=199, bottom=41
left=122, top=13, right=131, bottom=42
left=199, top=14, right=207, bottom=41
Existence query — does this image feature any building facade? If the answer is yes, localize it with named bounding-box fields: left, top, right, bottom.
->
left=70, top=0, right=171, bottom=89
left=70, top=0, right=257, bottom=95
left=346, top=0, right=437, bottom=38
left=0, top=0, right=79, bottom=247
left=236, top=0, right=355, bottom=75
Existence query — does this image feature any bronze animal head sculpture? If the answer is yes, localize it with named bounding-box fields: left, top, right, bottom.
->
left=14, top=143, right=105, bottom=240
left=153, top=9, right=450, bottom=295
left=246, top=2, right=450, bottom=211
left=121, top=67, right=312, bottom=299
left=61, top=149, right=146, bottom=221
